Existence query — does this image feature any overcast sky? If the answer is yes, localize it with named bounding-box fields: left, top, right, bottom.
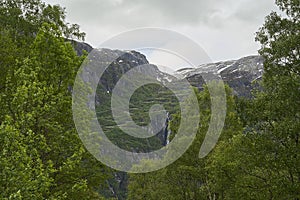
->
left=45, top=0, right=277, bottom=69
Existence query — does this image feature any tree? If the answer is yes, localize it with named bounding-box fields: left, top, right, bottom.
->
left=0, top=22, right=109, bottom=199
left=254, top=0, right=300, bottom=198
left=0, top=120, right=52, bottom=199
left=0, top=0, right=85, bottom=98
left=0, top=0, right=85, bottom=43
left=127, top=84, right=243, bottom=200
left=208, top=1, right=300, bottom=199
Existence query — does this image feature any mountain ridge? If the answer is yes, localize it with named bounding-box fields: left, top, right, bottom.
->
left=73, top=41, right=264, bottom=98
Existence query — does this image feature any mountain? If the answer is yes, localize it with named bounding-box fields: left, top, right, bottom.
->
left=74, top=42, right=264, bottom=98
left=73, top=43, right=265, bottom=199
left=176, top=55, right=264, bottom=97
left=77, top=47, right=179, bottom=199
left=74, top=45, right=265, bottom=149
left=87, top=48, right=178, bottom=150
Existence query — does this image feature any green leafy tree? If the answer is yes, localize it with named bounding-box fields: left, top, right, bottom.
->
left=252, top=0, right=299, bottom=198
left=0, top=0, right=85, bottom=101
left=207, top=1, right=300, bottom=199
left=0, top=22, right=108, bottom=200
left=0, top=0, right=85, bottom=43
left=0, top=120, right=52, bottom=199
left=0, top=1, right=112, bottom=199
left=128, top=84, right=243, bottom=200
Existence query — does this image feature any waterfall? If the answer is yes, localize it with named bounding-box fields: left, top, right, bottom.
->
left=163, top=112, right=171, bottom=146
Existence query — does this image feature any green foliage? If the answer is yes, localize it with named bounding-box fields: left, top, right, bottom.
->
left=1, top=0, right=299, bottom=199
left=0, top=1, right=108, bottom=199
left=127, top=2, right=300, bottom=194
left=0, top=0, right=85, bottom=43
left=0, top=120, right=52, bottom=199
left=96, top=82, right=180, bottom=152
left=128, top=84, right=243, bottom=199
left=202, top=1, right=300, bottom=199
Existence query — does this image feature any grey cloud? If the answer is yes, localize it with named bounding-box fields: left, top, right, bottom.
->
left=58, top=0, right=241, bottom=27
left=45, top=0, right=276, bottom=62
left=48, top=0, right=276, bottom=30
left=230, top=0, right=277, bottom=23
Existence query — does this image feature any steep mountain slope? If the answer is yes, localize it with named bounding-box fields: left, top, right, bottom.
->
left=73, top=41, right=264, bottom=98
left=78, top=48, right=179, bottom=199
left=73, top=44, right=265, bottom=199
left=176, top=55, right=264, bottom=97
left=78, top=48, right=177, bottom=149
left=74, top=44, right=265, bottom=148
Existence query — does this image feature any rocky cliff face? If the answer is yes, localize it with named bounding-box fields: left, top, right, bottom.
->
left=83, top=48, right=170, bottom=151
left=72, top=40, right=264, bottom=98
left=73, top=42, right=265, bottom=144
left=73, top=44, right=265, bottom=147
left=176, top=55, right=264, bottom=97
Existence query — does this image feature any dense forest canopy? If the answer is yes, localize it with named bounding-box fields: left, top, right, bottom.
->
left=0, top=0, right=299, bottom=199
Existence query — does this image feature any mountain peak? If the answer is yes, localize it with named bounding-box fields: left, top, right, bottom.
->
left=73, top=41, right=264, bottom=97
